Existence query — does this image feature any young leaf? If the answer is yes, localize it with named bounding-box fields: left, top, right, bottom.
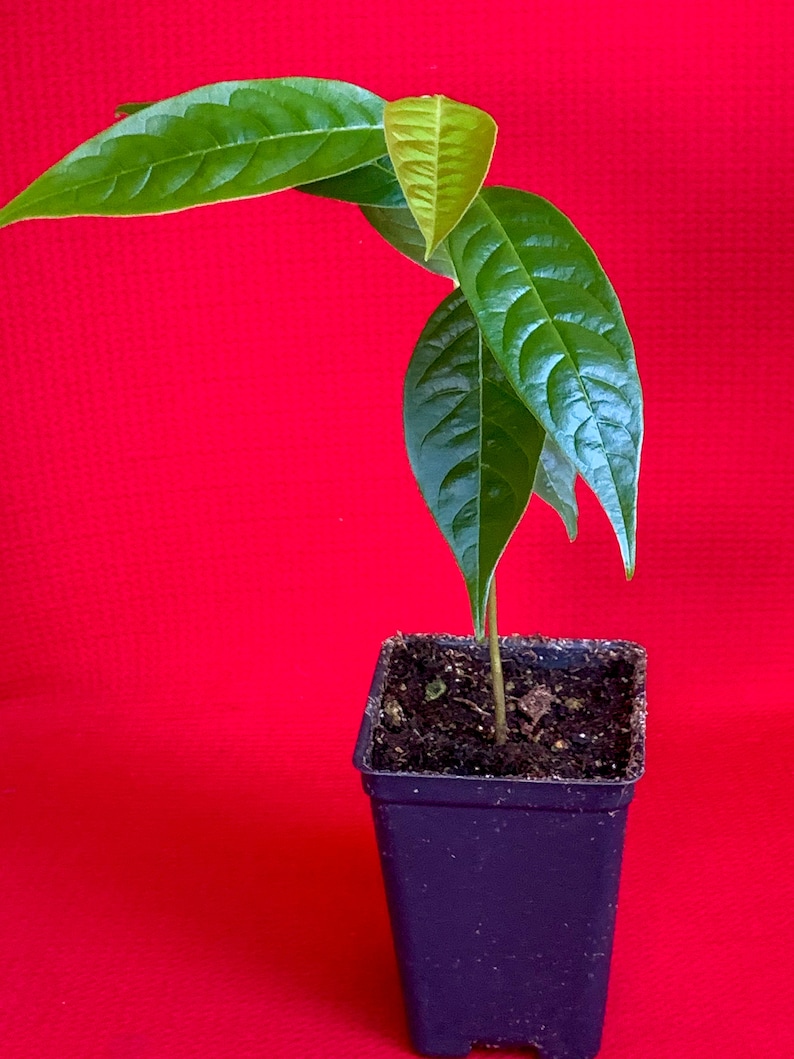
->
left=384, top=95, right=496, bottom=259
left=446, top=187, right=642, bottom=575
left=300, top=155, right=406, bottom=207
left=404, top=289, right=544, bottom=637
left=533, top=436, right=579, bottom=540
left=0, top=78, right=388, bottom=227
left=361, top=203, right=457, bottom=279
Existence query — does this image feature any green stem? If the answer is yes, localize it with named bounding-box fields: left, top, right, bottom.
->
left=487, top=577, right=508, bottom=745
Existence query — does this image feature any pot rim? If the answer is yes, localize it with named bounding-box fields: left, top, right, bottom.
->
left=353, top=633, right=647, bottom=812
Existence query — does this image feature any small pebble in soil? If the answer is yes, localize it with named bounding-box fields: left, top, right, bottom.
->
left=382, top=696, right=404, bottom=727
left=424, top=678, right=447, bottom=702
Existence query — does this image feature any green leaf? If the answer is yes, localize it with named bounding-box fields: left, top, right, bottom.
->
left=299, top=154, right=406, bottom=207
left=111, top=100, right=406, bottom=208
left=533, top=436, right=579, bottom=540
left=404, top=289, right=544, bottom=637
left=361, top=203, right=457, bottom=279
left=384, top=94, right=496, bottom=259
left=0, top=78, right=388, bottom=227
left=447, top=187, right=642, bottom=575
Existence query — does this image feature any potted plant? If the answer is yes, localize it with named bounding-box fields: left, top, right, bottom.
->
left=0, top=78, right=645, bottom=1059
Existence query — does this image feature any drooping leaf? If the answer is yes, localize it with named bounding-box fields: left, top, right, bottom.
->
left=300, top=154, right=406, bottom=207
left=533, top=436, right=579, bottom=540
left=361, top=203, right=457, bottom=279
left=384, top=95, right=496, bottom=259
left=447, top=187, right=642, bottom=575
left=0, top=78, right=388, bottom=227
left=404, top=289, right=544, bottom=637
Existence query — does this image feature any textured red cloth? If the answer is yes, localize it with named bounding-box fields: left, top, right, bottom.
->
left=1, top=2, right=793, bottom=1056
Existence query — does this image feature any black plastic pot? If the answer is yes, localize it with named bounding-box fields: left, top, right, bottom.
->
left=353, top=635, right=646, bottom=1059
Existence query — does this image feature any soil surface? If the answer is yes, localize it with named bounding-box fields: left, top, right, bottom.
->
left=370, top=634, right=644, bottom=781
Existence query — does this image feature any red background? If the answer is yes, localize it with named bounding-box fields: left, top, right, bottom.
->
left=1, top=2, right=793, bottom=1056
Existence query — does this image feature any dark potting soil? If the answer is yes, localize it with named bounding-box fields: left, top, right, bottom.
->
left=370, top=634, right=645, bottom=781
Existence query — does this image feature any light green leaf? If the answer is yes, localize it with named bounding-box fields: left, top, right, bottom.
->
left=384, top=94, right=496, bottom=259
left=447, top=187, right=642, bottom=575
left=361, top=203, right=457, bottom=278
left=0, top=78, right=387, bottom=227
left=404, top=289, right=544, bottom=637
left=533, top=436, right=579, bottom=540
left=300, top=154, right=406, bottom=207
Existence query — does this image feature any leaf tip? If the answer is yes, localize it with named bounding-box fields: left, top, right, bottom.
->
left=423, top=236, right=440, bottom=261
left=623, top=544, right=636, bottom=580
left=471, top=590, right=487, bottom=641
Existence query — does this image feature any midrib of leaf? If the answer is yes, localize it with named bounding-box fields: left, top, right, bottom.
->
left=5, top=122, right=383, bottom=217
left=471, top=193, right=629, bottom=543
left=430, top=95, right=442, bottom=247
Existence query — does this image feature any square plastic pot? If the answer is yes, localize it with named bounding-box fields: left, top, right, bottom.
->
left=353, top=635, right=646, bottom=1059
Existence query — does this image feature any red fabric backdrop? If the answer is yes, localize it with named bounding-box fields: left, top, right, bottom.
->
left=1, top=2, right=793, bottom=1056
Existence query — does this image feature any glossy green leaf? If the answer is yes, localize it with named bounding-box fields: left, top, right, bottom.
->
left=300, top=154, right=405, bottom=207
left=361, top=203, right=457, bottom=279
left=0, top=78, right=388, bottom=227
left=111, top=100, right=406, bottom=208
left=447, top=187, right=642, bottom=575
left=404, top=289, right=544, bottom=637
left=384, top=95, right=496, bottom=259
left=533, top=436, right=579, bottom=540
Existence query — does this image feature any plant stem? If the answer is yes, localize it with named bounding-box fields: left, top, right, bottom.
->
left=487, top=577, right=508, bottom=745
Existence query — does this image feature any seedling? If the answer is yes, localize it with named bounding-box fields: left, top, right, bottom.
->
left=0, top=78, right=643, bottom=742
